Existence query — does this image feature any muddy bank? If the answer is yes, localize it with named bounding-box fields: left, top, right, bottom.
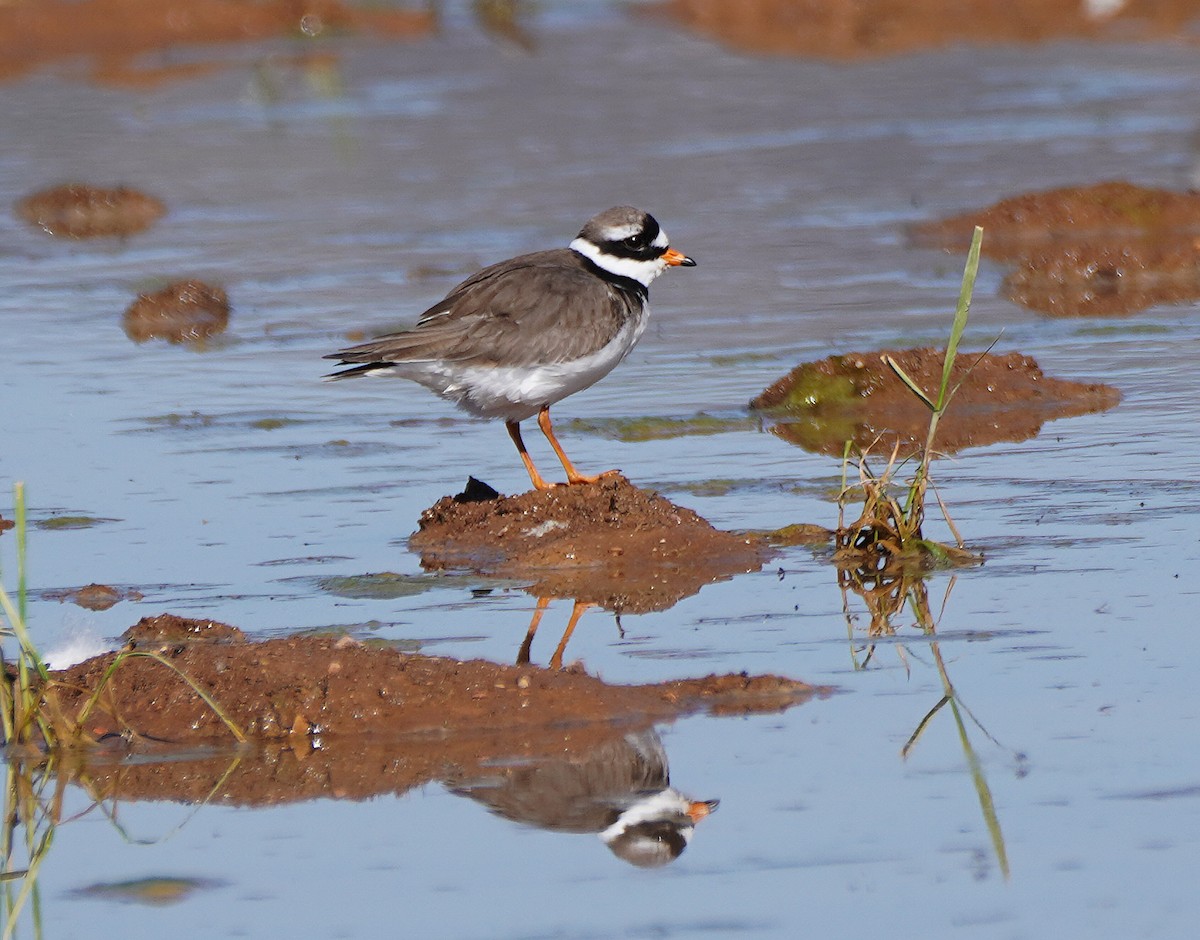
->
left=0, top=0, right=433, bottom=86
left=751, top=348, right=1120, bottom=456
left=410, top=475, right=770, bottom=613
left=911, top=181, right=1200, bottom=317
left=656, top=0, right=1200, bottom=58
left=48, top=614, right=824, bottom=751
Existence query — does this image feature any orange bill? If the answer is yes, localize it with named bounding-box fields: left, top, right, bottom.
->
left=663, top=247, right=696, bottom=267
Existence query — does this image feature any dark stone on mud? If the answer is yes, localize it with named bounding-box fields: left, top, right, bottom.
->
left=455, top=476, right=502, bottom=503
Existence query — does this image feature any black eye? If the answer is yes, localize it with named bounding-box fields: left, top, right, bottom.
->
left=623, top=234, right=645, bottom=249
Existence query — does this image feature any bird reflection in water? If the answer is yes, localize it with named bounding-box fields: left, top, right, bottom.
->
left=516, top=596, right=600, bottom=670
left=449, top=728, right=718, bottom=867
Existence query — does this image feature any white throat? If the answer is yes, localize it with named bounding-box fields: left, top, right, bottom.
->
left=569, top=237, right=666, bottom=288
left=599, top=789, right=694, bottom=845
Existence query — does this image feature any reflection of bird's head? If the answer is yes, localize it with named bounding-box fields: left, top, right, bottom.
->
left=600, top=789, right=720, bottom=868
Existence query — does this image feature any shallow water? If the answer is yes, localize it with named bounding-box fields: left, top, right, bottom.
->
left=4, top=3, right=1200, bottom=937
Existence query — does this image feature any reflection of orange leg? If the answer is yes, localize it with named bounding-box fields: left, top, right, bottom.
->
left=538, top=406, right=617, bottom=486
left=517, top=596, right=550, bottom=665
left=507, top=420, right=554, bottom=491
left=549, top=600, right=593, bottom=670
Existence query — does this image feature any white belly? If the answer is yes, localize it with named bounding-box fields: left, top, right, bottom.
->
left=394, top=312, right=647, bottom=422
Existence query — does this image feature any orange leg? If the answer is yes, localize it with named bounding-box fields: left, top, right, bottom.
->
left=549, top=600, right=593, bottom=670
left=517, top=596, right=551, bottom=665
left=506, top=420, right=554, bottom=491
left=537, top=405, right=618, bottom=486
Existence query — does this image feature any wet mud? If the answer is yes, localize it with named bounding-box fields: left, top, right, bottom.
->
left=47, top=614, right=824, bottom=754
left=409, top=475, right=770, bottom=614
left=751, top=348, right=1121, bottom=457
left=16, top=183, right=165, bottom=238
left=123, top=280, right=231, bottom=344
left=657, top=0, right=1200, bottom=58
left=0, top=0, right=434, bottom=86
left=911, top=181, right=1200, bottom=317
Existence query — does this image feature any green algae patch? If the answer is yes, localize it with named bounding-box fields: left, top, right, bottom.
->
left=141, top=411, right=216, bottom=429
left=251, top=416, right=302, bottom=431
left=316, top=572, right=441, bottom=600
left=750, top=360, right=862, bottom=413
left=565, top=413, right=756, bottom=443
left=670, top=478, right=747, bottom=498
left=761, top=523, right=834, bottom=547
left=36, top=515, right=117, bottom=531
left=708, top=350, right=784, bottom=367
left=71, top=876, right=225, bottom=906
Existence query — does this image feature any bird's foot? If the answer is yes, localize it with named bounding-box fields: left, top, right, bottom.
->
left=564, top=468, right=622, bottom=486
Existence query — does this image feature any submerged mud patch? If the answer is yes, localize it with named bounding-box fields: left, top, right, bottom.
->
left=751, top=348, right=1120, bottom=456
left=409, top=475, right=769, bottom=613
left=911, top=181, right=1200, bottom=317
left=16, top=183, right=165, bottom=238
left=123, top=280, right=230, bottom=345
left=0, top=0, right=434, bottom=86
left=42, top=583, right=144, bottom=611
left=656, top=0, right=1200, bottom=58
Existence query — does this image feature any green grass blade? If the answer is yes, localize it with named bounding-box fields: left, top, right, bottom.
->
left=1, top=820, right=51, bottom=940
left=938, top=225, right=983, bottom=410
left=883, top=355, right=936, bottom=411
left=949, top=697, right=1010, bottom=879
left=13, top=485, right=26, bottom=628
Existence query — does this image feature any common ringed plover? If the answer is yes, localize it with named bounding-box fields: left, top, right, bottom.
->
left=324, top=206, right=695, bottom=490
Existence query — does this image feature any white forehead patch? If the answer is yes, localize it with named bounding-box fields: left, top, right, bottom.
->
left=600, top=222, right=644, bottom=242
left=651, top=228, right=669, bottom=249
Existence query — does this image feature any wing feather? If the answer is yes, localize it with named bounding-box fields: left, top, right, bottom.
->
left=326, top=251, right=635, bottom=371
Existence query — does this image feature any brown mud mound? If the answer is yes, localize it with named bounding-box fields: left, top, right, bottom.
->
left=0, top=0, right=434, bottom=86
left=655, top=0, right=1200, bottom=58
left=50, top=626, right=824, bottom=748
left=122, top=612, right=246, bottom=647
left=123, top=280, right=231, bottom=344
left=409, top=475, right=769, bottom=613
left=17, top=183, right=165, bottom=238
left=911, top=181, right=1200, bottom=317
left=751, top=348, right=1120, bottom=457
